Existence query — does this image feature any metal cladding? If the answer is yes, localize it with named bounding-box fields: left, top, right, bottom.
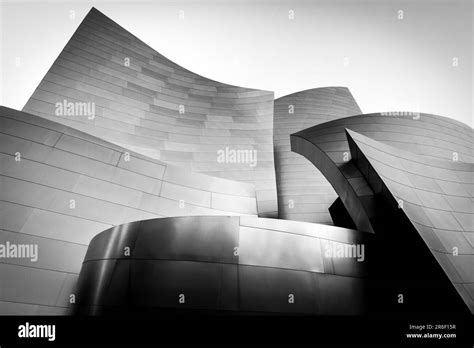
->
left=0, top=106, right=258, bottom=315
left=72, top=216, right=368, bottom=315
left=292, top=115, right=473, bottom=313
left=273, top=87, right=362, bottom=224
left=347, top=130, right=473, bottom=313
left=1, top=7, right=472, bottom=316
left=23, top=7, right=277, bottom=218
left=292, top=112, right=473, bottom=163
left=291, top=113, right=474, bottom=233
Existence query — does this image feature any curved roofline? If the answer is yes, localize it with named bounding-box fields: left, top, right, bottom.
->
left=275, top=86, right=354, bottom=100
left=295, top=112, right=473, bottom=138
left=88, top=7, right=273, bottom=95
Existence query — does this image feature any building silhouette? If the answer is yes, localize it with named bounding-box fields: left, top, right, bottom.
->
left=0, top=8, right=472, bottom=315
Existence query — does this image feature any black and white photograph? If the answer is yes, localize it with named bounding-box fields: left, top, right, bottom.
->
left=0, top=0, right=472, bottom=346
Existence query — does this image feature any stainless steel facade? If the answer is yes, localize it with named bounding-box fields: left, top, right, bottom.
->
left=347, top=130, right=473, bottom=313
left=292, top=114, right=473, bottom=313
left=273, top=87, right=362, bottom=224
left=24, top=8, right=278, bottom=218
left=0, top=106, right=258, bottom=315
left=1, top=7, right=472, bottom=316
left=72, top=216, right=368, bottom=315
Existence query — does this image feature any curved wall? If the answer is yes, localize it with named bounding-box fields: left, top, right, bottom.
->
left=293, top=113, right=473, bottom=165
left=291, top=114, right=472, bottom=313
left=291, top=113, right=474, bottom=233
left=273, top=87, right=362, bottom=224
left=0, top=106, right=258, bottom=315
left=23, top=7, right=277, bottom=217
left=4, top=5, right=471, bottom=317
left=347, top=130, right=473, bottom=313
left=73, top=216, right=369, bottom=315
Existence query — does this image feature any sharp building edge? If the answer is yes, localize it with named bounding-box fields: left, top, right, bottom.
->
left=23, top=7, right=278, bottom=218
left=292, top=114, right=473, bottom=313
left=0, top=106, right=258, bottom=314
left=0, top=7, right=472, bottom=315
left=273, top=87, right=362, bottom=224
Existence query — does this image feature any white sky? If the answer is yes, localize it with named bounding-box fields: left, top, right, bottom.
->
left=1, top=0, right=472, bottom=127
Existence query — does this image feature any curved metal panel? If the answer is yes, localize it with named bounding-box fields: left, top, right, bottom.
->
left=290, top=114, right=472, bottom=314
left=72, top=216, right=369, bottom=315
left=23, top=8, right=278, bottom=218
left=346, top=129, right=473, bottom=313
left=0, top=107, right=258, bottom=314
left=291, top=112, right=474, bottom=233
left=274, top=87, right=362, bottom=224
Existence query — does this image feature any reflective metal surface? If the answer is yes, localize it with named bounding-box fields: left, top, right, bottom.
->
left=347, top=129, right=473, bottom=313
left=72, top=216, right=368, bottom=315
left=291, top=116, right=472, bottom=314
left=2, top=5, right=472, bottom=317
left=0, top=106, right=258, bottom=315
left=23, top=8, right=278, bottom=218
left=273, top=87, right=362, bottom=224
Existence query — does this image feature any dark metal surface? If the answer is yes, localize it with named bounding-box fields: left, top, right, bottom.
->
left=290, top=116, right=472, bottom=314
left=347, top=129, right=473, bottom=313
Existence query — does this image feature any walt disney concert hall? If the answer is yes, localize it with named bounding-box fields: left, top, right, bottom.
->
left=0, top=8, right=472, bottom=316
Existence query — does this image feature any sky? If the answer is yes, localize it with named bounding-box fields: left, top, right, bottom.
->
left=1, top=0, right=472, bottom=127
